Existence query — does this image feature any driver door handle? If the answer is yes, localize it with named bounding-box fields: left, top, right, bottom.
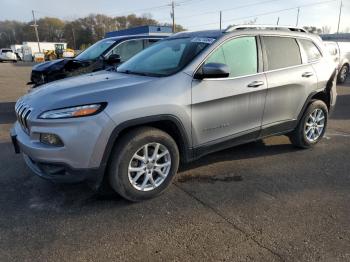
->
left=247, top=81, right=264, bottom=88
left=302, top=72, right=314, bottom=78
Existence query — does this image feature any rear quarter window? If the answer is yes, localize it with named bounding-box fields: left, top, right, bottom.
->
left=263, top=36, right=302, bottom=71
left=298, top=39, right=322, bottom=62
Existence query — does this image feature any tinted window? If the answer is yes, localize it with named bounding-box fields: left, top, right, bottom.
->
left=110, top=40, right=144, bottom=62
left=76, top=39, right=116, bottom=61
left=1, top=49, right=12, bottom=53
left=263, top=36, right=302, bottom=70
left=299, top=39, right=322, bottom=62
left=118, top=37, right=212, bottom=77
left=206, top=37, right=258, bottom=77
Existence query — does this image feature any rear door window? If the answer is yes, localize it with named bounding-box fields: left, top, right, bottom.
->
left=298, top=39, right=322, bottom=62
left=205, top=36, right=258, bottom=77
left=262, top=36, right=302, bottom=70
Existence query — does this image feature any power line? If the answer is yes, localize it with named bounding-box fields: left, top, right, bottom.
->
left=107, top=4, right=170, bottom=16
left=189, top=0, right=338, bottom=28
left=176, top=0, right=283, bottom=20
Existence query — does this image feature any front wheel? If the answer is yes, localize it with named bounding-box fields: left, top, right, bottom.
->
left=338, top=64, right=349, bottom=84
left=108, top=127, right=179, bottom=202
left=289, top=100, right=328, bottom=148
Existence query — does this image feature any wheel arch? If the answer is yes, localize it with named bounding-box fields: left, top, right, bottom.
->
left=100, top=115, right=193, bottom=175
left=297, top=69, right=336, bottom=122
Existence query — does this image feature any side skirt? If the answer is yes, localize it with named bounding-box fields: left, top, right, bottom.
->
left=190, top=120, right=297, bottom=162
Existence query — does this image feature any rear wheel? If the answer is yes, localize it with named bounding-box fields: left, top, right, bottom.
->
left=338, top=64, right=349, bottom=84
left=108, top=127, right=179, bottom=201
left=289, top=100, right=328, bottom=148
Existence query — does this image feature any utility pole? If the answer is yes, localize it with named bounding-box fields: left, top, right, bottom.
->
left=337, top=0, right=343, bottom=34
left=171, top=1, right=175, bottom=33
left=276, top=17, right=280, bottom=25
left=72, top=28, right=76, bottom=50
left=219, top=11, right=222, bottom=31
left=296, top=7, right=300, bottom=27
left=31, top=10, right=41, bottom=53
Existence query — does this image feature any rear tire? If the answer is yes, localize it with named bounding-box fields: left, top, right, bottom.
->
left=108, top=127, right=179, bottom=202
left=289, top=100, right=328, bottom=149
left=337, top=64, right=349, bottom=84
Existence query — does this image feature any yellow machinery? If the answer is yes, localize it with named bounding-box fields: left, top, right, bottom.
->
left=44, top=46, right=75, bottom=61
left=44, top=50, right=57, bottom=61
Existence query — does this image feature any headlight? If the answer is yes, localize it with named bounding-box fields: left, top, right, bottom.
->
left=39, top=103, right=106, bottom=119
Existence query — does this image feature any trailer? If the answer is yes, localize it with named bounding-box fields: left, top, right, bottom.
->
left=21, top=42, right=67, bottom=61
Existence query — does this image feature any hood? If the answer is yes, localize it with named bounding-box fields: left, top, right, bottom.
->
left=32, top=59, right=69, bottom=72
left=22, top=70, right=155, bottom=113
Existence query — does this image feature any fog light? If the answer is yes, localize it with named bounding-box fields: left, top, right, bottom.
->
left=40, top=133, right=63, bottom=146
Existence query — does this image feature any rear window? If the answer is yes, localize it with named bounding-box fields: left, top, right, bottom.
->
left=2, top=49, right=12, bottom=53
left=298, top=39, right=322, bottom=62
left=263, top=36, right=302, bottom=71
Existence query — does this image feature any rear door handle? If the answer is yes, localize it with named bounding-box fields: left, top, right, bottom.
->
left=302, top=72, right=314, bottom=78
left=247, top=81, right=264, bottom=88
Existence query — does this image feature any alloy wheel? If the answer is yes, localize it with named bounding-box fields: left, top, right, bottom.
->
left=339, top=66, right=349, bottom=83
left=304, top=108, right=325, bottom=143
left=128, top=143, right=171, bottom=192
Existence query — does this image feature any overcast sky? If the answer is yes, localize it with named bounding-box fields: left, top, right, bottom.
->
left=1, top=0, right=349, bottom=32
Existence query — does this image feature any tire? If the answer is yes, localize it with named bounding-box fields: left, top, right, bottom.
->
left=289, top=100, right=328, bottom=149
left=337, top=64, right=349, bottom=84
left=108, top=127, right=180, bottom=202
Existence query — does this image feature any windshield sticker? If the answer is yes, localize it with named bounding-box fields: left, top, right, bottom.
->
left=191, top=37, right=216, bottom=44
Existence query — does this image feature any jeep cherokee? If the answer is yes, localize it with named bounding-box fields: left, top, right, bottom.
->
left=11, top=25, right=337, bottom=201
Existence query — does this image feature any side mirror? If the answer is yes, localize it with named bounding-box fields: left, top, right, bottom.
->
left=106, top=54, right=121, bottom=64
left=194, top=63, right=230, bottom=79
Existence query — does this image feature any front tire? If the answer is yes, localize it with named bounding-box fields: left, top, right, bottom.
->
left=108, top=127, right=179, bottom=202
left=289, top=100, right=328, bottom=148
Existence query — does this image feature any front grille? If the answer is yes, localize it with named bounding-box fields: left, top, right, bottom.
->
left=15, top=100, right=32, bottom=133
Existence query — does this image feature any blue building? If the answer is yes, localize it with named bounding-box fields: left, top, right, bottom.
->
left=321, top=33, right=350, bottom=42
left=105, top=26, right=172, bottom=38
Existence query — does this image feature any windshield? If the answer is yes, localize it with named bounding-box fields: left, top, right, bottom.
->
left=117, top=37, right=215, bottom=77
left=76, top=39, right=116, bottom=61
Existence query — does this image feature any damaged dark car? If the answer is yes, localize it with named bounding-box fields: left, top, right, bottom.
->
left=29, top=35, right=166, bottom=87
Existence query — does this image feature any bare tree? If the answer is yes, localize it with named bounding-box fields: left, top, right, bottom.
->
left=321, top=25, right=331, bottom=34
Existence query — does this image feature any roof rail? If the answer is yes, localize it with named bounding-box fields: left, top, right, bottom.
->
left=225, top=25, right=307, bottom=33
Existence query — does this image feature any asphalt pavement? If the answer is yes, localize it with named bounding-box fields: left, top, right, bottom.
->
left=0, top=63, right=349, bottom=261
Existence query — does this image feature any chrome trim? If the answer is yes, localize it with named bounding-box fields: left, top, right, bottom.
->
left=194, top=34, right=323, bottom=81
left=225, top=25, right=307, bottom=33
left=15, top=101, right=33, bottom=133
left=104, top=38, right=163, bottom=58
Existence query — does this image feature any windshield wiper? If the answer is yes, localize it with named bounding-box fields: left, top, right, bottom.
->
left=118, top=70, right=151, bottom=77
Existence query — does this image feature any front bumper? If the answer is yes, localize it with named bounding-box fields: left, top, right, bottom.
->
left=22, top=153, right=102, bottom=185
left=11, top=112, right=115, bottom=187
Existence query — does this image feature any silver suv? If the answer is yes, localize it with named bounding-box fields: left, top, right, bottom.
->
left=11, top=26, right=337, bottom=201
